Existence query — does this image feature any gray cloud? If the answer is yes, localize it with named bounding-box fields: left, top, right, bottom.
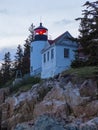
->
left=0, top=9, right=8, bottom=15
left=54, top=19, right=73, bottom=26
left=0, top=47, right=16, bottom=62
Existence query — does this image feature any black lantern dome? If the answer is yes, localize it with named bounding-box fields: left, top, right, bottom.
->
left=34, top=23, right=48, bottom=41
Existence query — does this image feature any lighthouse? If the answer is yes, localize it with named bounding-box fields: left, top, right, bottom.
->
left=30, top=23, right=48, bottom=76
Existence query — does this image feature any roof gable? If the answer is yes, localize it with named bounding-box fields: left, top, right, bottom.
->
left=42, top=31, right=78, bottom=53
left=52, top=31, right=78, bottom=48
left=53, top=31, right=73, bottom=45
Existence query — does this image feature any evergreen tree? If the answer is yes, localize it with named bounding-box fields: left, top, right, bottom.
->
left=28, top=23, right=35, bottom=43
left=22, top=39, right=30, bottom=75
left=76, top=1, right=98, bottom=65
left=0, top=69, right=3, bottom=86
left=1, top=52, right=11, bottom=83
left=14, top=45, right=23, bottom=75
left=21, top=23, right=35, bottom=75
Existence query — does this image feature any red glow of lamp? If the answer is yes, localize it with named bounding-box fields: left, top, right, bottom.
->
left=35, top=29, right=47, bottom=35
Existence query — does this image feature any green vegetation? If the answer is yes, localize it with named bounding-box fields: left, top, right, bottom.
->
left=0, top=78, right=14, bottom=89
left=0, top=23, right=34, bottom=86
left=62, top=66, right=98, bottom=79
left=71, top=60, right=87, bottom=68
left=1, top=66, right=98, bottom=96
left=10, top=77, right=41, bottom=94
left=76, top=1, right=98, bottom=66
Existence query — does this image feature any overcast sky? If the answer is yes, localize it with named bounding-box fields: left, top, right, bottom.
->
left=0, top=0, right=94, bottom=51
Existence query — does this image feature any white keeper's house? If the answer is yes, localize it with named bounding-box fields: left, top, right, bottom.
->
left=30, top=23, right=78, bottom=79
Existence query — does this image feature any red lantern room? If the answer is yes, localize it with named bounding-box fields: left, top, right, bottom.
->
left=34, top=23, right=48, bottom=41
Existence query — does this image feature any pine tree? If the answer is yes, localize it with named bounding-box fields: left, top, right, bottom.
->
left=22, top=39, right=30, bottom=75
left=76, top=1, right=98, bottom=65
left=0, top=69, right=3, bottom=86
left=28, top=23, right=35, bottom=43
left=14, top=45, right=23, bottom=75
left=21, top=23, right=35, bottom=75
left=1, top=52, right=12, bottom=83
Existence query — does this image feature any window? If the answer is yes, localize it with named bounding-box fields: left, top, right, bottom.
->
left=43, top=53, right=46, bottom=63
left=51, top=49, right=54, bottom=59
left=47, top=51, right=49, bottom=61
left=64, top=48, right=69, bottom=58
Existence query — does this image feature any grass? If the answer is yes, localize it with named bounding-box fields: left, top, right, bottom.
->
left=19, top=84, right=33, bottom=91
left=62, top=66, right=98, bottom=79
left=10, top=76, right=41, bottom=94
left=0, top=78, right=14, bottom=89
left=1, top=66, right=98, bottom=94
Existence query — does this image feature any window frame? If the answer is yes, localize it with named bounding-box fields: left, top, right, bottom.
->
left=64, top=48, right=69, bottom=58
left=47, top=51, right=49, bottom=61
left=51, top=49, right=54, bottom=59
left=43, top=53, right=46, bottom=63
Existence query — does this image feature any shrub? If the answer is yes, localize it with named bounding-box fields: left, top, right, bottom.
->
left=10, top=76, right=41, bottom=93
left=71, top=59, right=86, bottom=68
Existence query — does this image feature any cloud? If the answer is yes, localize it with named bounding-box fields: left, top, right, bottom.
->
left=0, top=9, right=8, bottom=15
left=54, top=19, right=73, bottom=26
left=0, top=47, right=16, bottom=62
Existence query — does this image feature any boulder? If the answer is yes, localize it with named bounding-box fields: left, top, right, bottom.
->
left=79, top=117, right=98, bottom=130
left=85, top=100, right=98, bottom=118
left=14, top=120, right=34, bottom=130
left=64, top=82, right=82, bottom=106
left=0, top=81, right=54, bottom=129
left=33, top=86, right=69, bottom=120
left=33, top=115, right=65, bottom=130
left=64, top=82, right=98, bottom=118
left=65, top=123, right=79, bottom=130
left=79, top=79, right=97, bottom=97
left=0, top=78, right=98, bottom=130
left=0, top=87, right=10, bottom=104
left=0, top=103, right=10, bottom=121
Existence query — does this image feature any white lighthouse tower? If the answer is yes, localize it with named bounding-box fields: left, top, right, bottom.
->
left=30, top=23, right=48, bottom=76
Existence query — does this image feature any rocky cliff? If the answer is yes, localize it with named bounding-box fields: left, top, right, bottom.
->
left=0, top=76, right=98, bottom=130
